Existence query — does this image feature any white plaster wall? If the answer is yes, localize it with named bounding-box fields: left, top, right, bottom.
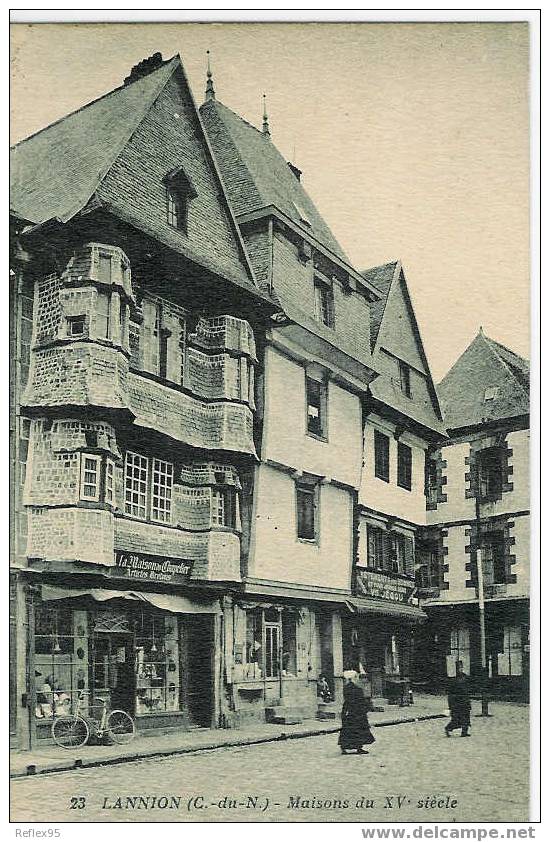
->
left=508, top=513, right=530, bottom=597
left=428, top=441, right=475, bottom=525
left=249, top=463, right=353, bottom=591
left=262, top=347, right=362, bottom=489
left=359, top=419, right=427, bottom=525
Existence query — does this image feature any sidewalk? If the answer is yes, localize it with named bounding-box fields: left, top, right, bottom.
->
left=10, top=692, right=449, bottom=779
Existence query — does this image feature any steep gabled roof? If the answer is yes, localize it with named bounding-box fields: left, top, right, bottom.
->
left=10, top=55, right=262, bottom=294
left=362, top=261, right=399, bottom=349
left=364, top=259, right=446, bottom=438
left=11, top=58, right=178, bottom=225
left=200, top=98, right=349, bottom=263
left=438, top=330, right=530, bottom=431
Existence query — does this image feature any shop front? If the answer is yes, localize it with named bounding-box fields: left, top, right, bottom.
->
left=415, top=597, right=529, bottom=701
left=28, top=583, right=221, bottom=744
left=342, top=594, right=426, bottom=705
left=221, top=598, right=344, bottom=727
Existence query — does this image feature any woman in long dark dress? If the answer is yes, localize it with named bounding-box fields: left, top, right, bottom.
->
left=338, top=671, right=375, bottom=755
left=445, top=660, right=471, bottom=737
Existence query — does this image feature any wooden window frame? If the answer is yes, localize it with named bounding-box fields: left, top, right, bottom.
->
left=397, top=441, right=412, bottom=491
left=79, top=454, right=101, bottom=502
left=305, top=375, right=328, bottom=440
left=374, top=430, right=390, bottom=483
left=295, top=478, right=319, bottom=543
left=314, top=278, right=335, bottom=329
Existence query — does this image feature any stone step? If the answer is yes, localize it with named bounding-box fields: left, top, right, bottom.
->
left=265, top=705, right=310, bottom=725
left=316, top=701, right=339, bottom=721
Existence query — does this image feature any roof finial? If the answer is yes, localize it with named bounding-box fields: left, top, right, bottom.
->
left=480, top=325, right=484, bottom=335
left=205, top=50, right=216, bottom=102
left=262, top=93, right=271, bottom=138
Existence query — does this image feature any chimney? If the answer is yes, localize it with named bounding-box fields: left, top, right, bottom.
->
left=287, top=162, right=302, bottom=182
left=124, top=52, right=164, bottom=85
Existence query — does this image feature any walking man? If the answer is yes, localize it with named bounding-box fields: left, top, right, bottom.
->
left=445, top=660, right=471, bottom=737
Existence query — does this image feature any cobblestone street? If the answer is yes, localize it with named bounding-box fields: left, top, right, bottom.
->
left=11, top=703, right=529, bottom=824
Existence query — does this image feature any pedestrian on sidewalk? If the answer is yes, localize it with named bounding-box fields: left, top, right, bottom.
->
left=338, top=670, right=375, bottom=755
left=445, top=660, right=471, bottom=737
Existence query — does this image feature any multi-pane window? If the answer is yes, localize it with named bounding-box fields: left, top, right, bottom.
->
left=306, top=376, right=326, bottom=438
left=124, top=452, right=148, bottom=519
left=480, top=532, right=506, bottom=586
left=314, top=279, right=335, bottom=329
left=167, top=186, right=187, bottom=230
left=448, top=628, right=470, bottom=676
left=105, top=459, right=115, bottom=505
left=374, top=430, right=390, bottom=482
left=397, top=442, right=412, bottom=490
left=498, top=626, right=523, bottom=677
left=367, top=526, right=385, bottom=569
left=265, top=623, right=280, bottom=678
left=80, top=455, right=101, bottom=501
left=151, top=458, right=173, bottom=523
left=165, top=170, right=197, bottom=232
left=391, top=532, right=406, bottom=573
left=211, top=488, right=236, bottom=528
left=477, top=447, right=503, bottom=501
left=296, top=481, right=317, bottom=541
left=398, top=360, right=412, bottom=398
left=96, top=291, right=110, bottom=339
left=417, top=543, right=441, bottom=589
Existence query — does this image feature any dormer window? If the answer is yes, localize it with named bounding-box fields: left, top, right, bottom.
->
left=164, top=168, right=198, bottom=233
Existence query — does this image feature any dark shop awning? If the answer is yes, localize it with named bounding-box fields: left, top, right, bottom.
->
left=347, top=597, right=427, bottom=623
left=40, top=584, right=221, bottom=615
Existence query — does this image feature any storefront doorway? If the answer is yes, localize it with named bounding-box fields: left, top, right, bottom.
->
left=184, top=615, right=214, bottom=727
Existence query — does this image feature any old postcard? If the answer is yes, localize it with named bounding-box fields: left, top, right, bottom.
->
left=9, top=17, right=536, bottom=830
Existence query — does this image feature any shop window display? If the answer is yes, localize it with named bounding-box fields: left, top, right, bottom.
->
left=135, top=611, right=180, bottom=715
left=34, top=605, right=83, bottom=719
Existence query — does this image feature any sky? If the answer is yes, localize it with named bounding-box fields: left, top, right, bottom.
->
left=10, top=21, right=530, bottom=381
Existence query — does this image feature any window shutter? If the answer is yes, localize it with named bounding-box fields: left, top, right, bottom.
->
left=404, top=537, right=415, bottom=576
left=383, top=532, right=392, bottom=571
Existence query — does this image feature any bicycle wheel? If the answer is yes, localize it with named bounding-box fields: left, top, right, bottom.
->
left=52, top=715, right=89, bottom=749
left=106, top=709, right=135, bottom=744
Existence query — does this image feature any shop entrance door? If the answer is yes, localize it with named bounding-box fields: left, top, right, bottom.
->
left=91, top=634, right=135, bottom=715
left=185, top=616, right=214, bottom=727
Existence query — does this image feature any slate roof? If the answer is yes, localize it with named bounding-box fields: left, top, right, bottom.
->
left=437, top=330, right=530, bottom=432
left=362, top=259, right=447, bottom=438
left=200, top=98, right=349, bottom=263
left=10, top=58, right=178, bottom=225
left=362, top=261, right=399, bottom=350
left=10, top=56, right=263, bottom=296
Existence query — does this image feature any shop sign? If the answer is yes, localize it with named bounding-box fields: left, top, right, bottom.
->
left=355, top=569, right=415, bottom=604
left=113, top=551, right=194, bottom=584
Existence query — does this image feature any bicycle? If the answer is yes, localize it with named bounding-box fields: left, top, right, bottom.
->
left=51, top=690, right=136, bottom=749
